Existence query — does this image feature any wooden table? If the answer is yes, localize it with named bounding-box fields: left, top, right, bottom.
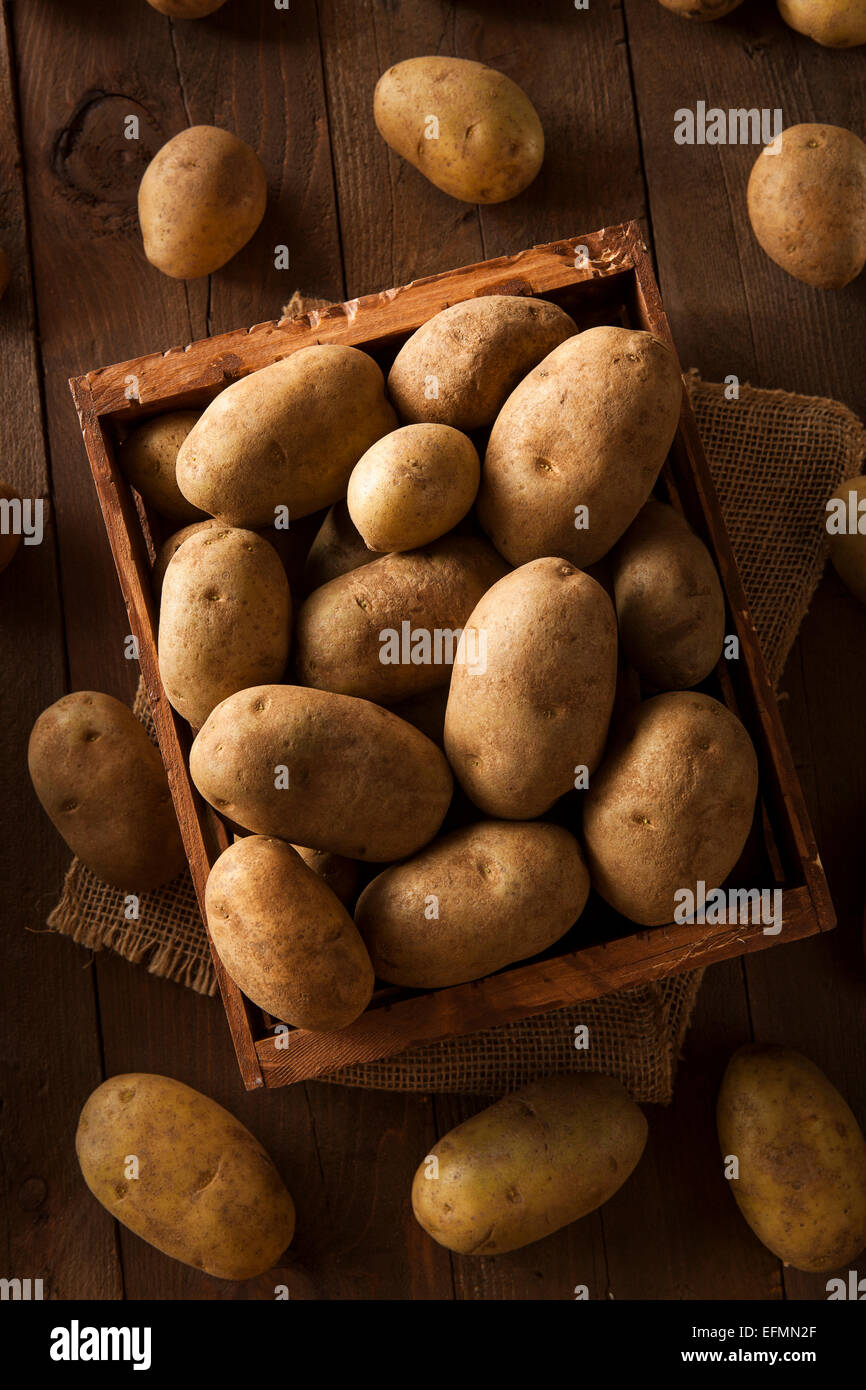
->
left=1, top=0, right=863, bottom=1301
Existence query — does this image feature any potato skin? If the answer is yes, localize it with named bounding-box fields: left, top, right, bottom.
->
left=583, top=692, right=759, bottom=926
left=444, top=558, right=618, bottom=819
left=777, top=0, right=866, bottom=45
left=611, top=499, right=726, bottom=689
left=152, top=519, right=224, bottom=599
left=347, top=424, right=480, bottom=553
left=158, top=527, right=291, bottom=729
left=205, top=837, right=373, bottom=1029
left=117, top=411, right=204, bottom=524
left=374, top=57, right=544, bottom=205
left=412, top=1074, right=648, bottom=1254
left=718, top=1045, right=866, bottom=1272
left=190, top=684, right=453, bottom=861
left=827, top=475, right=866, bottom=605
left=28, top=692, right=186, bottom=891
left=138, top=125, right=266, bottom=279
left=294, top=535, right=508, bottom=705
left=387, top=296, right=576, bottom=431
left=478, top=326, right=683, bottom=567
left=176, top=345, right=397, bottom=526
left=303, top=500, right=376, bottom=592
left=747, top=124, right=866, bottom=289
left=76, top=1073, right=295, bottom=1281
left=291, top=844, right=358, bottom=907
left=356, top=821, right=590, bottom=988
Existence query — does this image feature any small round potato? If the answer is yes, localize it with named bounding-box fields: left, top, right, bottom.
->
left=747, top=124, right=866, bottom=288
left=303, top=500, right=377, bottom=592
left=347, top=424, right=480, bottom=553
left=387, top=296, right=577, bottom=431
left=777, top=0, right=866, bottom=45
left=158, top=527, right=291, bottom=729
left=0, top=479, right=22, bottom=573
left=827, top=475, right=866, bottom=605
left=117, top=411, right=204, bottom=523
left=205, top=837, right=373, bottom=1030
left=76, top=1073, right=295, bottom=1281
left=28, top=691, right=186, bottom=890
left=374, top=56, right=544, bottom=204
left=657, top=0, right=744, bottom=16
left=291, top=844, right=358, bottom=907
left=356, top=821, right=590, bottom=988
left=139, top=125, right=267, bottom=279
left=583, top=691, right=759, bottom=926
left=412, top=1074, right=648, bottom=1255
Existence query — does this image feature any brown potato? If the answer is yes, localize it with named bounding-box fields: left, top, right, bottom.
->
left=444, top=558, right=618, bottom=818
left=28, top=691, right=186, bottom=890
left=205, top=837, right=373, bottom=1030
left=777, top=0, right=866, bottom=45
left=303, top=500, right=377, bottom=593
left=347, top=424, right=480, bottom=553
left=152, top=519, right=224, bottom=599
left=117, top=411, right=205, bottom=524
left=387, top=295, right=577, bottom=431
left=827, top=475, right=866, bottom=605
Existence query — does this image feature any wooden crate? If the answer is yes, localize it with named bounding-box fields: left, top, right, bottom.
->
left=69, top=220, right=835, bottom=1092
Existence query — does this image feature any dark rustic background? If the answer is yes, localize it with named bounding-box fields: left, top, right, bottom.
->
left=1, top=0, right=864, bottom=1300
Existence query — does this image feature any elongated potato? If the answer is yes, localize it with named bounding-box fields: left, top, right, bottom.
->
left=444, top=558, right=618, bottom=818
left=387, top=295, right=577, bottom=430
left=718, top=1045, right=866, bottom=1272
left=76, top=1073, right=295, bottom=1280
left=158, top=527, right=291, bottom=729
left=412, top=1074, right=648, bottom=1254
left=176, top=344, right=396, bottom=526
left=152, top=519, right=224, bottom=599
left=205, top=837, right=373, bottom=1029
left=356, top=821, right=590, bottom=988
left=583, top=692, right=759, bottom=926
left=478, top=326, right=683, bottom=567
left=117, top=411, right=204, bottom=523
left=28, top=692, right=186, bottom=891
left=294, top=535, right=508, bottom=705
left=611, top=499, right=726, bottom=689
left=347, top=424, right=480, bottom=553
left=190, top=684, right=453, bottom=861
left=303, top=500, right=376, bottom=592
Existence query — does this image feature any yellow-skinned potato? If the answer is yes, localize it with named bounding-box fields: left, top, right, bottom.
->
left=611, top=499, right=726, bottom=689
left=146, top=0, right=227, bottom=14
left=117, top=411, right=204, bottom=524
left=0, top=480, right=22, bottom=573
left=387, top=296, right=577, bottom=431
left=356, top=821, right=590, bottom=988
left=583, top=692, right=759, bottom=926
left=76, top=1073, right=295, bottom=1280
left=294, top=536, right=507, bottom=705
left=347, top=424, right=480, bottom=553
left=152, top=518, right=224, bottom=599
left=827, top=475, right=866, bottom=605
left=777, top=0, right=866, bottom=45
left=303, top=500, right=376, bottom=593
left=291, top=844, right=358, bottom=907
left=444, top=559, right=618, bottom=819
left=139, top=125, right=267, bottom=279
left=412, top=1074, right=648, bottom=1255
left=747, top=124, right=866, bottom=288
left=478, top=326, right=683, bottom=567
left=190, top=684, right=453, bottom=861
left=657, top=0, right=744, bottom=16
left=176, top=345, right=396, bottom=526
left=205, top=837, right=373, bottom=1029
left=158, top=527, right=291, bottom=729
left=28, top=692, right=186, bottom=891
left=718, top=1045, right=866, bottom=1272
left=374, top=57, right=544, bottom=205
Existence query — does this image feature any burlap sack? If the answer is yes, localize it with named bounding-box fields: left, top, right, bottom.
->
left=46, top=368, right=865, bottom=1101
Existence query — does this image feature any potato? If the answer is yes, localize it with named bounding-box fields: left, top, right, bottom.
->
left=347, top=424, right=480, bottom=553
left=303, top=500, right=376, bottom=593
left=444, top=559, right=617, bottom=819
left=294, top=535, right=507, bottom=705
left=583, top=692, right=759, bottom=926
left=387, top=296, right=577, bottom=431
left=412, top=1074, right=648, bottom=1254
left=28, top=691, right=186, bottom=890
left=718, top=1045, right=866, bottom=1272
left=117, top=411, right=204, bottom=524
left=205, top=837, right=373, bottom=1029
left=611, top=499, right=726, bottom=689
left=291, top=844, right=358, bottom=907
left=777, top=0, right=866, bottom=45
left=478, top=326, right=683, bottom=567
left=152, top=518, right=224, bottom=599
left=76, top=1073, right=295, bottom=1280
left=0, top=480, right=22, bottom=573
left=747, top=124, right=866, bottom=288
left=657, top=0, right=744, bottom=16
left=176, top=344, right=397, bottom=526
left=374, top=56, right=544, bottom=205
left=158, top=527, right=291, bottom=729
left=356, top=821, right=589, bottom=988
left=146, top=0, right=227, bottom=14
left=190, top=684, right=453, bottom=861
left=827, top=475, right=866, bottom=605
